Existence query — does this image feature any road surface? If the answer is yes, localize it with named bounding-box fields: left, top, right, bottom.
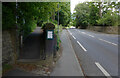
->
left=68, top=28, right=118, bottom=77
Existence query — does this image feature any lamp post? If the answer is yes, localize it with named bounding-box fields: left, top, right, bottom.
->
left=58, top=3, right=59, bottom=35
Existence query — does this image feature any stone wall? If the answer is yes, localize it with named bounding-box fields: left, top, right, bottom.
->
left=2, top=29, right=19, bottom=65
left=87, top=26, right=118, bottom=34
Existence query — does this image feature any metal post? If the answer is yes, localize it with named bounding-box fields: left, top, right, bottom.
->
left=16, top=0, right=17, bottom=24
left=15, top=0, right=19, bottom=61
left=58, top=3, right=59, bottom=35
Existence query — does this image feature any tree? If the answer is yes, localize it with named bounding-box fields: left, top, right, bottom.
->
left=88, top=2, right=99, bottom=26
left=96, top=2, right=119, bottom=26
left=3, top=2, right=59, bottom=37
left=74, top=2, right=90, bottom=28
left=2, top=2, right=16, bottom=30
left=3, top=2, right=71, bottom=37
left=55, top=2, right=71, bottom=26
left=73, top=1, right=119, bottom=28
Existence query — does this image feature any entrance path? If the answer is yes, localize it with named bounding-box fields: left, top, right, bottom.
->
left=19, top=27, right=44, bottom=59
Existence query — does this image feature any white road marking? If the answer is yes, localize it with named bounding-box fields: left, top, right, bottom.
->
left=99, top=38, right=117, bottom=46
left=81, top=31, right=95, bottom=38
left=72, top=35, right=76, bottom=39
left=68, top=30, right=70, bottom=32
left=68, top=30, right=73, bottom=35
left=68, top=30, right=70, bottom=33
left=95, top=62, right=112, bottom=77
left=77, top=41, right=87, bottom=52
left=68, top=30, right=76, bottom=39
left=68, top=30, right=71, bottom=33
left=88, top=34, right=95, bottom=38
left=81, top=32, right=86, bottom=34
left=111, top=43, right=118, bottom=46
left=75, top=29, right=78, bottom=31
left=70, top=32, right=72, bottom=35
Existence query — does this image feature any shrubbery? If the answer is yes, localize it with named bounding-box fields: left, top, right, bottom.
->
left=73, top=2, right=119, bottom=28
left=97, top=11, right=118, bottom=26
left=2, top=3, right=16, bottom=30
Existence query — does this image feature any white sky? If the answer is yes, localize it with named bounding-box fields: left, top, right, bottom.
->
left=70, top=0, right=93, bottom=14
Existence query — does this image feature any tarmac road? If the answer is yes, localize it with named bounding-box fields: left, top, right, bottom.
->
left=68, top=28, right=118, bottom=77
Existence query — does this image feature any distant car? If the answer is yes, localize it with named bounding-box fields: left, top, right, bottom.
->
left=70, top=26, right=76, bottom=29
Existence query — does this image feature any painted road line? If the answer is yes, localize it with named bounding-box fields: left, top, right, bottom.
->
left=68, top=31, right=72, bottom=36
left=99, top=38, right=117, bottom=46
left=75, top=29, right=78, bottom=31
left=81, top=32, right=86, bottom=34
left=99, top=38, right=111, bottom=44
left=72, top=35, right=76, bottom=39
left=68, top=30, right=70, bottom=32
left=68, top=30, right=71, bottom=33
left=111, top=43, right=118, bottom=46
left=95, top=62, right=112, bottom=78
left=88, top=34, right=95, bottom=38
left=68, top=30, right=73, bottom=35
left=68, top=30, right=76, bottom=39
left=79, top=31, right=95, bottom=38
left=77, top=41, right=87, bottom=52
left=69, top=32, right=72, bottom=35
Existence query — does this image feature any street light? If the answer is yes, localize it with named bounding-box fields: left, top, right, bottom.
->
left=58, top=2, right=59, bottom=35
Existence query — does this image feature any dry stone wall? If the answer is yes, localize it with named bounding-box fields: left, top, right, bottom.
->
left=2, top=30, right=19, bottom=65
left=87, top=26, right=118, bottom=34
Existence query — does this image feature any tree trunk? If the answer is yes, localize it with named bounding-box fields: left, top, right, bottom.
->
left=98, top=2, right=102, bottom=18
left=51, top=10, right=55, bottom=21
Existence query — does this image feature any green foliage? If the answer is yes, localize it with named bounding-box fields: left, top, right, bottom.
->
left=89, top=2, right=99, bottom=26
left=97, top=11, right=118, bottom=26
left=3, top=64, right=13, bottom=73
left=74, top=3, right=90, bottom=28
left=73, top=2, right=119, bottom=28
left=54, top=24, right=62, bottom=50
left=3, top=2, right=70, bottom=38
left=2, top=3, right=16, bottom=30
left=118, top=15, right=120, bottom=26
left=55, top=2, right=71, bottom=27
left=42, top=22, right=62, bottom=50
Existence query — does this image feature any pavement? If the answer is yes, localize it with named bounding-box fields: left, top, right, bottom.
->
left=50, top=30, right=84, bottom=76
left=68, top=28, right=118, bottom=77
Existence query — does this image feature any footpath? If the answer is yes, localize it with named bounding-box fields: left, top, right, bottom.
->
left=50, top=30, right=84, bottom=76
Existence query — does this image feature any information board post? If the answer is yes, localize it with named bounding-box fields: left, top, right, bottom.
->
left=43, top=23, right=56, bottom=59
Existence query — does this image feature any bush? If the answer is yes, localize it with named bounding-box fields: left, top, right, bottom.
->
left=2, top=3, right=16, bottom=30
left=97, top=11, right=118, bottom=26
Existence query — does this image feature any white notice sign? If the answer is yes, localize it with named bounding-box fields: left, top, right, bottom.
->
left=47, top=31, right=53, bottom=39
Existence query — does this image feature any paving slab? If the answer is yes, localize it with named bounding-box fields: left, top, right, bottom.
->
left=50, top=30, right=84, bottom=76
